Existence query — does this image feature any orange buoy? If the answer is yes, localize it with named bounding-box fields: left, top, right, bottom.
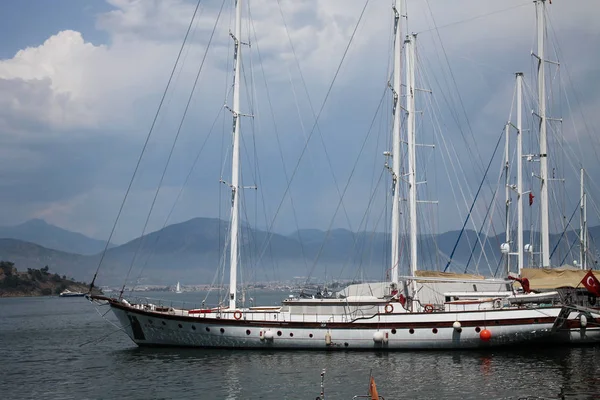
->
left=480, top=329, right=492, bottom=341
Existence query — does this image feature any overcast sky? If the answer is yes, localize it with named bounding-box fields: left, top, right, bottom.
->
left=0, top=0, right=598, bottom=244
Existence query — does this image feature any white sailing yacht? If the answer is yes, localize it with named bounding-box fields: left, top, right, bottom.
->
left=175, top=282, right=182, bottom=294
left=90, top=0, right=587, bottom=349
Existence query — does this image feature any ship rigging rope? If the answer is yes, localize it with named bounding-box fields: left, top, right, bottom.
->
left=419, top=54, right=485, bottom=267
left=333, top=168, right=387, bottom=284
left=89, top=0, right=204, bottom=294
left=444, top=126, right=504, bottom=272
left=132, top=105, right=225, bottom=293
left=464, top=133, right=506, bottom=274
left=252, top=0, right=372, bottom=269
left=422, top=0, right=509, bottom=253
left=559, top=236, right=579, bottom=267
left=277, top=1, right=357, bottom=238
left=247, top=11, right=310, bottom=277
left=79, top=307, right=129, bottom=347
left=417, top=2, right=530, bottom=34
left=468, top=90, right=521, bottom=274
left=122, top=0, right=228, bottom=297
left=307, top=85, right=388, bottom=283
left=300, top=79, right=389, bottom=284
left=550, top=200, right=580, bottom=261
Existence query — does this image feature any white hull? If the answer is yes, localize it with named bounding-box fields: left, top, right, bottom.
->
left=102, top=298, right=600, bottom=349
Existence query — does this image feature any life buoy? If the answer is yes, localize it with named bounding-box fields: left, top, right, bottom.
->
left=233, top=310, right=242, bottom=320
left=384, top=304, right=394, bottom=313
left=493, top=299, right=503, bottom=309
left=424, top=304, right=434, bottom=313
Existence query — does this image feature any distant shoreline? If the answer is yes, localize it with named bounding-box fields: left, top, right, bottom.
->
left=0, top=262, right=101, bottom=298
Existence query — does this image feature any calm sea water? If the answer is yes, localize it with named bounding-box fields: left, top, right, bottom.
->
left=1, top=291, right=600, bottom=400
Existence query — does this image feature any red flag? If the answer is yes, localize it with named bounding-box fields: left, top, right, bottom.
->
left=581, top=270, right=600, bottom=297
left=529, top=192, right=535, bottom=206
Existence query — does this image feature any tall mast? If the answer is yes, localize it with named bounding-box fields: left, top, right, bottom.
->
left=390, top=0, right=403, bottom=286
left=516, top=73, right=524, bottom=275
left=228, top=0, right=242, bottom=310
left=504, top=73, right=525, bottom=275
left=580, top=168, right=587, bottom=270
left=405, top=33, right=418, bottom=283
left=536, top=0, right=550, bottom=268
left=504, top=121, right=511, bottom=275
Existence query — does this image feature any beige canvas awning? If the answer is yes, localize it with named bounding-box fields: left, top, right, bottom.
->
left=414, top=270, right=485, bottom=280
left=520, top=266, right=599, bottom=290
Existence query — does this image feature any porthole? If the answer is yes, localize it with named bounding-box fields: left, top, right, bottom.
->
left=289, top=332, right=294, bottom=337
left=277, top=331, right=282, bottom=336
left=161, top=321, right=166, bottom=326
left=432, top=328, right=438, bottom=334
left=220, top=328, right=225, bottom=334
left=246, top=329, right=251, bottom=335
left=192, top=325, right=196, bottom=330
left=178, top=324, right=182, bottom=329
left=391, top=328, right=397, bottom=334
left=409, top=328, right=415, bottom=334
left=205, top=327, right=210, bottom=332
left=475, top=327, right=481, bottom=333
left=344, top=342, right=349, bottom=347
left=309, top=333, right=313, bottom=338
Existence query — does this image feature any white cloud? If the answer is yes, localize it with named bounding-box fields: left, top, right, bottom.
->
left=0, top=0, right=599, bottom=239
left=0, top=29, right=177, bottom=133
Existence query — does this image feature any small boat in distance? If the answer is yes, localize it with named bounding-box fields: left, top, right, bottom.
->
left=59, top=289, right=86, bottom=297
left=175, top=282, right=182, bottom=294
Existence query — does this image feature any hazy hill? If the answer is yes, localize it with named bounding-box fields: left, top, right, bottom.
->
left=0, top=219, right=112, bottom=255
left=0, top=217, right=596, bottom=285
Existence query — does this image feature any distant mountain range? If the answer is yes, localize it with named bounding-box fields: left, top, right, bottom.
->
left=0, top=219, right=113, bottom=255
left=0, top=217, right=596, bottom=286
